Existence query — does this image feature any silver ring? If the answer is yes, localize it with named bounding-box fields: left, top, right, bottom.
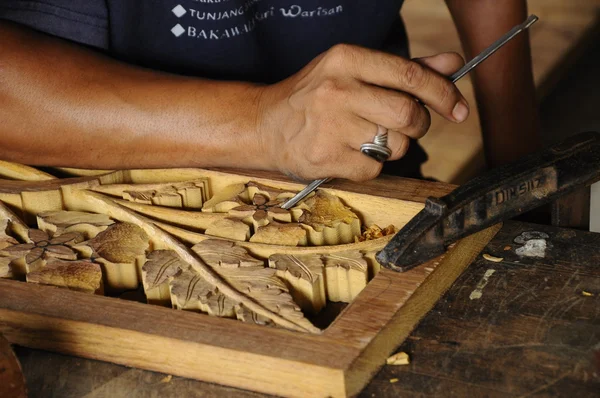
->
left=360, top=125, right=392, bottom=163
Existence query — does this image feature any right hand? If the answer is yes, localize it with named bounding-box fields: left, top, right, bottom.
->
left=256, top=44, right=470, bottom=181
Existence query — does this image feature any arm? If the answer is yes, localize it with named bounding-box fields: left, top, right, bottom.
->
left=445, top=0, right=542, bottom=168
left=0, top=21, right=266, bottom=171
left=0, top=21, right=468, bottom=181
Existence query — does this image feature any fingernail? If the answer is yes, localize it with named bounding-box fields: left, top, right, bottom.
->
left=452, top=100, right=469, bottom=122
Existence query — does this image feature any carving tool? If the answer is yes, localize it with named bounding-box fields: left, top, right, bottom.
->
left=280, top=14, right=539, bottom=210
left=377, top=131, right=600, bottom=272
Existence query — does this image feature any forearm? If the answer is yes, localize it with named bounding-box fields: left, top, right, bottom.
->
left=0, top=21, right=266, bottom=170
left=445, top=0, right=541, bottom=167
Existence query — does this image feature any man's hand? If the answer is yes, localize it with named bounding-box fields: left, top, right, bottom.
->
left=256, top=44, right=469, bottom=181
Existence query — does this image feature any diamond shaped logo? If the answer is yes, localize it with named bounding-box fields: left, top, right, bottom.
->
left=171, top=24, right=185, bottom=37
left=172, top=5, right=187, bottom=18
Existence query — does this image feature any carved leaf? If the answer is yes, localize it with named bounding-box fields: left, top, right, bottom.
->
left=0, top=219, right=18, bottom=251
left=141, top=239, right=315, bottom=330
left=37, top=211, right=114, bottom=240
left=0, top=257, right=14, bottom=279
left=169, top=261, right=311, bottom=328
left=250, top=221, right=308, bottom=246
left=79, top=189, right=321, bottom=332
left=202, top=183, right=247, bottom=213
left=297, top=190, right=361, bottom=245
left=191, top=240, right=264, bottom=268
left=322, top=251, right=368, bottom=302
left=143, top=250, right=187, bottom=290
left=204, top=218, right=251, bottom=242
left=169, top=268, right=238, bottom=317
left=298, top=190, right=359, bottom=228
left=87, top=223, right=149, bottom=263
left=268, top=253, right=326, bottom=314
left=142, top=250, right=188, bottom=305
left=26, top=258, right=103, bottom=294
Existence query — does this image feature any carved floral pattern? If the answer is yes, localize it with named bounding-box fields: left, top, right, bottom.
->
left=228, top=193, right=291, bottom=227
left=2, top=229, right=81, bottom=266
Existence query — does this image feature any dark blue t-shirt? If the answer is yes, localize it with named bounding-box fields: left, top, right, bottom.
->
left=0, top=0, right=427, bottom=176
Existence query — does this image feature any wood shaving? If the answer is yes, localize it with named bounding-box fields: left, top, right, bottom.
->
left=355, top=224, right=398, bottom=242
left=503, top=246, right=511, bottom=251
left=386, top=352, right=410, bottom=365
left=483, top=253, right=503, bottom=262
left=582, top=291, right=594, bottom=297
left=161, top=375, right=173, bottom=383
left=389, top=378, right=399, bottom=383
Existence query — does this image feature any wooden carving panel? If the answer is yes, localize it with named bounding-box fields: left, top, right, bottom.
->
left=0, top=163, right=501, bottom=397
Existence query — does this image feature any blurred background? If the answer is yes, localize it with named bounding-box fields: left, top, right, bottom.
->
left=401, top=0, right=600, bottom=231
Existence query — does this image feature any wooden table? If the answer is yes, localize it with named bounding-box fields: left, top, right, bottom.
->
left=12, top=220, right=600, bottom=397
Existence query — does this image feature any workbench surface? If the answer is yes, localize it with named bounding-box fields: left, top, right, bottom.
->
left=12, top=221, right=600, bottom=397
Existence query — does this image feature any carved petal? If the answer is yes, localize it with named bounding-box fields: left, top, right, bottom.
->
left=229, top=204, right=257, bottom=215
left=2, top=243, right=35, bottom=257
left=25, top=247, right=44, bottom=265
left=45, top=245, right=78, bottom=260
left=28, top=229, right=49, bottom=243
left=253, top=194, right=268, bottom=206
left=252, top=210, right=268, bottom=223
left=50, top=232, right=83, bottom=246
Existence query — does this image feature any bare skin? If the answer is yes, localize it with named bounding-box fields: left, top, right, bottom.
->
left=0, top=21, right=468, bottom=182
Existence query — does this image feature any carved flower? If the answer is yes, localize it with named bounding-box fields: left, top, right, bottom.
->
left=229, top=193, right=291, bottom=227
left=2, top=229, right=81, bottom=265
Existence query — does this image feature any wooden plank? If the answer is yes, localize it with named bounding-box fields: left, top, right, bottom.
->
left=401, top=0, right=600, bottom=183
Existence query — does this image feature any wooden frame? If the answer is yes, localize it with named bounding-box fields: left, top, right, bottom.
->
left=0, top=166, right=500, bottom=397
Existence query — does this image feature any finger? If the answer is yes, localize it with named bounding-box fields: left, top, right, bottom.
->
left=347, top=82, right=431, bottom=139
left=328, top=150, right=384, bottom=182
left=340, top=115, right=410, bottom=161
left=414, top=52, right=465, bottom=77
left=326, top=45, right=469, bottom=123
left=385, top=130, right=411, bottom=161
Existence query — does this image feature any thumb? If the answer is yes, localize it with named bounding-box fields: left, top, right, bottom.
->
left=414, top=52, right=465, bottom=77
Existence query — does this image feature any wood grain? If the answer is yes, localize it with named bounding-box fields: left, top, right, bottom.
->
left=0, top=223, right=499, bottom=397
left=0, top=164, right=499, bottom=396
left=0, top=334, right=27, bottom=398
left=361, top=221, right=600, bottom=397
